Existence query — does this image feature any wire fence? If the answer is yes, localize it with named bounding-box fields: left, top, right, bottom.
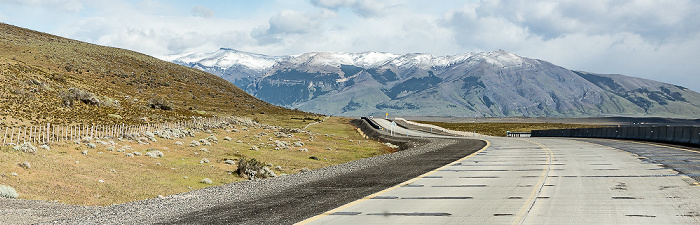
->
left=1, top=116, right=236, bottom=146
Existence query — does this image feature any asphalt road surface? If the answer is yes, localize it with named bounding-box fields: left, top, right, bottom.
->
left=300, top=136, right=700, bottom=224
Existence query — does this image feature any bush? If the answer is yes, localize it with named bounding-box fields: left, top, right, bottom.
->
left=0, top=185, right=19, bottom=199
left=236, top=157, right=276, bottom=180
left=100, top=97, right=121, bottom=108
left=59, top=88, right=99, bottom=107
left=148, top=97, right=173, bottom=110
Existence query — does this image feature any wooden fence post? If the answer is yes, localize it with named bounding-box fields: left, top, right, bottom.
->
left=2, top=127, right=7, bottom=145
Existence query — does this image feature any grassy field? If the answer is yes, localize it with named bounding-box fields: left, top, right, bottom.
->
left=0, top=117, right=391, bottom=206
left=416, top=121, right=606, bottom=137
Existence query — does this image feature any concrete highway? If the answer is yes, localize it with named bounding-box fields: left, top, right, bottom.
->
left=299, top=121, right=700, bottom=224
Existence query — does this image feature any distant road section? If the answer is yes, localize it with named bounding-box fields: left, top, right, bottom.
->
left=371, top=118, right=451, bottom=138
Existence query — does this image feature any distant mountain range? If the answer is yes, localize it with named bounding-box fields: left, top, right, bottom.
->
left=166, top=48, right=700, bottom=118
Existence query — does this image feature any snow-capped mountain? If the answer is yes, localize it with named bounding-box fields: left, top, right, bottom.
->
left=167, top=49, right=700, bottom=118
left=164, top=48, right=285, bottom=87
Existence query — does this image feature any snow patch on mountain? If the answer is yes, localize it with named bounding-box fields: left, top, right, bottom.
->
left=168, top=48, right=284, bottom=71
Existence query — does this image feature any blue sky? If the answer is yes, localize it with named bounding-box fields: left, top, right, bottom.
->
left=1, top=0, right=699, bottom=91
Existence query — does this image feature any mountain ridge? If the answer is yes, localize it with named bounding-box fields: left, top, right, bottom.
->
left=167, top=48, right=700, bottom=118
left=0, top=23, right=311, bottom=127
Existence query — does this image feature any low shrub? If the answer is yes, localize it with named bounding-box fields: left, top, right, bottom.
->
left=148, top=97, right=173, bottom=110
left=59, top=88, right=99, bottom=108
left=0, top=185, right=19, bottom=199
left=236, top=157, right=276, bottom=180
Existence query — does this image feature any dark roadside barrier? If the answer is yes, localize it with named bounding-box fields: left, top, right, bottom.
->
left=532, top=126, right=700, bottom=146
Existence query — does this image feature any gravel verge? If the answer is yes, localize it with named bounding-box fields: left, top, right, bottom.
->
left=0, top=120, right=484, bottom=225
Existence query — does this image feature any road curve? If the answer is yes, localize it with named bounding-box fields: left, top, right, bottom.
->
left=300, top=137, right=700, bottom=224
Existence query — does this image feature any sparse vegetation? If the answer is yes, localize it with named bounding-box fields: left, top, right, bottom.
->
left=0, top=185, right=19, bottom=199
left=148, top=97, right=173, bottom=110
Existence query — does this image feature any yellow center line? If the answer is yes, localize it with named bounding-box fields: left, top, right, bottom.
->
left=513, top=139, right=553, bottom=225
left=295, top=140, right=491, bottom=225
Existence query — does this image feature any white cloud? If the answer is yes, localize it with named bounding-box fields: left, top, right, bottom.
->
left=441, top=0, right=700, bottom=91
left=310, top=0, right=390, bottom=17
left=0, top=0, right=84, bottom=13
left=191, top=6, right=214, bottom=18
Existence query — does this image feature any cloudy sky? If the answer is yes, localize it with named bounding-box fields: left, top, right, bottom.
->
left=1, top=0, right=699, bottom=91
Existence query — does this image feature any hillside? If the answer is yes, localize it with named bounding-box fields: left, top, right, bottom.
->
left=170, top=49, right=700, bottom=118
left=0, top=23, right=312, bottom=127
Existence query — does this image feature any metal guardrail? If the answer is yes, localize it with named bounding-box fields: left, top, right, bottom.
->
left=531, top=126, right=700, bottom=146
left=507, top=131, right=531, bottom=137
left=360, top=117, right=382, bottom=129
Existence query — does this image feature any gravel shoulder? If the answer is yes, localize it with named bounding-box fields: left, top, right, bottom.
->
left=0, top=120, right=485, bottom=225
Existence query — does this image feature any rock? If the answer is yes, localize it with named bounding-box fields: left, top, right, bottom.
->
left=174, top=141, right=183, bottom=145
left=293, top=141, right=304, bottom=147
left=205, top=135, right=219, bottom=143
left=145, top=151, right=164, bottom=158
left=133, top=152, right=142, bottom=156
left=298, top=148, right=308, bottom=152
left=224, top=159, right=236, bottom=165
left=300, top=168, right=310, bottom=172
left=19, top=162, right=31, bottom=169
left=274, top=166, right=282, bottom=170
left=201, top=178, right=213, bottom=184
left=11, top=173, right=18, bottom=176
left=39, top=145, right=50, bottom=151
left=260, top=167, right=277, bottom=178
left=81, top=150, right=88, bottom=155
left=250, top=146, right=259, bottom=151
left=309, top=156, right=320, bottom=160
left=200, top=158, right=210, bottom=164
left=86, top=143, right=96, bottom=149
left=13, top=142, right=37, bottom=153
left=125, top=153, right=134, bottom=157
left=223, top=136, right=232, bottom=141
left=199, top=139, right=212, bottom=146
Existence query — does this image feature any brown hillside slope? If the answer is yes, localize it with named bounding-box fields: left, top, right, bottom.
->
left=0, top=23, right=310, bottom=127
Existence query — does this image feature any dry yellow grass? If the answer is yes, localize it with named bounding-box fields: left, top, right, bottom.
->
left=0, top=117, right=389, bottom=206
